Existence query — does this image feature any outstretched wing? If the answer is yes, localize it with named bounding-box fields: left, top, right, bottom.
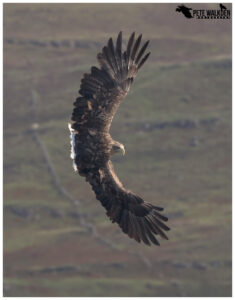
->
left=71, top=31, right=150, bottom=132
left=70, top=32, right=170, bottom=245
left=89, top=161, right=170, bottom=246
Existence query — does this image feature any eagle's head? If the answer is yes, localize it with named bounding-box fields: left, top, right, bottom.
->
left=111, top=141, right=125, bottom=156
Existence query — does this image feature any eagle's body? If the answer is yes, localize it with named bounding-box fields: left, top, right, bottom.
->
left=69, top=32, right=170, bottom=246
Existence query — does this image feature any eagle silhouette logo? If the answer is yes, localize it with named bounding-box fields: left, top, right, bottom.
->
left=176, top=5, right=193, bottom=18
left=220, top=4, right=227, bottom=10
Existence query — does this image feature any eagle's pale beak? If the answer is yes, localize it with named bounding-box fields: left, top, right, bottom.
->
left=121, top=147, right=125, bottom=156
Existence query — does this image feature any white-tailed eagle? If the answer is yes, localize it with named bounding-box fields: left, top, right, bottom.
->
left=69, top=32, right=170, bottom=246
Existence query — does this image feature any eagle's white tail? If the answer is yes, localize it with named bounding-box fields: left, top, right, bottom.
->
left=68, top=123, right=78, bottom=172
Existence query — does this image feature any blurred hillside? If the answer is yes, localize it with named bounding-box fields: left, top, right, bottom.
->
left=3, top=3, right=232, bottom=297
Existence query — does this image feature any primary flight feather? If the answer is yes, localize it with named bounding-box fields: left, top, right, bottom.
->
left=69, top=32, right=170, bottom=246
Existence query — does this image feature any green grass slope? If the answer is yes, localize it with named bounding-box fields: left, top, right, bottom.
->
left=4, top=3, right=231, bottom=297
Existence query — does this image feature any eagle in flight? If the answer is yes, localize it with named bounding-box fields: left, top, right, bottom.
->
left=69, top=32, right=170, bottom=246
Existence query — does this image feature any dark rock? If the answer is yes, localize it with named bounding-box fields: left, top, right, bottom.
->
left=145, top=283, right=156, bottom=290
left=171, top=280, right=180, bottom=288
left=210, top=260, right=222, bottom=268
left=6, top=38, right=14, bottom=44
left=74, top=40, right=83, bottom=48
left=200, top=117, right=218, bottom=127
left=192, top=262, right=207, bottom=271
left=153, top=122, right=168, bottom=129
left=50, top=40, right=60, bottom=48
left=29, top=39, right=47, bottom=47
left=203, top=59, right=232, bottom=69
left=55, top=266, right=77, bottom=273
left=137, top=116, right=219, bottom=133
left=40, top=266, right=77, bottom=274
left=110, top=263, right=124, bottom=269
left=67, top=211, right=85, bottom=219
left=172, top=261, right=190, bottom=269
left=172, top=119, right=197, bottom=129
left=224, top=260, right=232, bottom=268
left=181, top=97, right=190, bottom=103
left=5, top=204, right=65, bottom=220
left=44, top=207, right=64, bottom=218
left=61, top=40, right=71, bottom=47
left=5, top=205, right=33, bottom=219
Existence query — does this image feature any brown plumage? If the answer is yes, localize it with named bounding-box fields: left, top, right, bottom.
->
left=69, top=32, right=170, bottom=246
